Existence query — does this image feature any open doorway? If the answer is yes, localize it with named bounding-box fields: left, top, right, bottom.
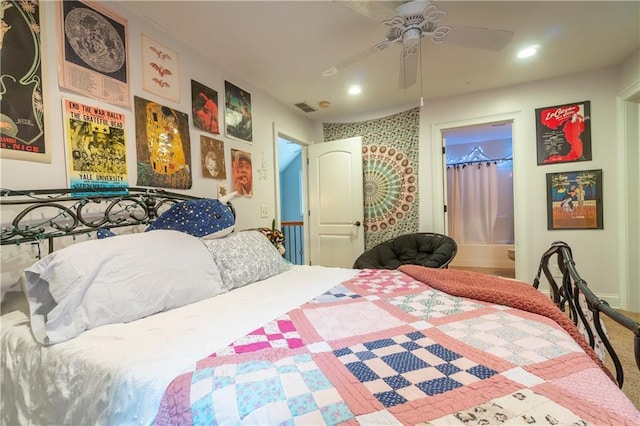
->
left=443, top=121, right=515, bottom=278
left=277, top=135, right=305, bottom=264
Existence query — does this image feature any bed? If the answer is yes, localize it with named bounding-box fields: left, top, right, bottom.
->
left=1, top=188, right=639, bottom=425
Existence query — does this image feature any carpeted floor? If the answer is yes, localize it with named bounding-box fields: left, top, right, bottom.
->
left=601, top=309, right=640, bottom=409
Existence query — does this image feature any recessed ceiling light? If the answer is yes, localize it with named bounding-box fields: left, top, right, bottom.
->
left=517, top=45, right=539, bottom=58
left=348, top=85, right=361, bottom=95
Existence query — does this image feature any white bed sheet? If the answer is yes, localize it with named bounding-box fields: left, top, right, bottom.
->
left=1, top=265, right=359, bottom=426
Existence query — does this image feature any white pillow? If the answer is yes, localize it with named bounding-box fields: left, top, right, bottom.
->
left=22, top=230, right=225, bottom=344
left=201, top=230, right=292, bottom=290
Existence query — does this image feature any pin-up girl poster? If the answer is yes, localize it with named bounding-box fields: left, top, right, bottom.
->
left=536, top=100, right=592, bottom=165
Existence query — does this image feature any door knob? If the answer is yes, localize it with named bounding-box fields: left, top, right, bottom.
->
left=354, top=221, right=361, bottom=227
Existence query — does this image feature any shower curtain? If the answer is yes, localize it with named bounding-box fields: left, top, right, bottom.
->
left=447, top=162, right=499, bottom=244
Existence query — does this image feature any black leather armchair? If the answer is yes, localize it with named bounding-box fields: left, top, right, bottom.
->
left=353, top=232, right=457, bottom=269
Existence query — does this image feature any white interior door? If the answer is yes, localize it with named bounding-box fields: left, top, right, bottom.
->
left=308, top=137, right=364, bottom=267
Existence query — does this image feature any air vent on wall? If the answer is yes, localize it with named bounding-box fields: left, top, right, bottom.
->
left=294, top=101, right=317, bottom=113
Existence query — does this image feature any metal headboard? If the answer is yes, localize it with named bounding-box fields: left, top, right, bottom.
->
left=533, top=241, right=640, bottom=388
left=0, top=187, right=227, bottom=255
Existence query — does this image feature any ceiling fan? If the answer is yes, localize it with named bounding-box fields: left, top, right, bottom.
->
left=323, top=0, right=514, bottom=89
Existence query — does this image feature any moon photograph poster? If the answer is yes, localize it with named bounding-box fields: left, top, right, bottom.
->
left=58, top=0, right=130, bottom=107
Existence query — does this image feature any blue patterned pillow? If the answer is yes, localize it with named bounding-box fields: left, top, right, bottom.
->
left=96, top=228, right=116, bottom=239
left=145, top=198, right=235, bottom=239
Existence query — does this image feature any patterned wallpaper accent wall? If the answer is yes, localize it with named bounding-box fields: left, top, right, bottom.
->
left=323, top=107, right=419, bottom=250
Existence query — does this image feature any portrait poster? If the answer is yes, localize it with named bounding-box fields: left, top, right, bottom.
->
left=231, top=148, right=253, bottom=197
left=546, top=169, right=603, bottom=230
left=0, top=0, right=49, bottom=162
left=58, top=0, right=129, bottom=108
left=191, top=79, right=219, bottom=134
left=134, top=96, right=192, bottom=189
left=201, top=136, right=225, bottom=179
left=141, top=33, right=179, bottom=102
left=62, top=99, right=128, bottom=194
left=224, top=80, right=252, bottom=143
left=536, top=100, right=591, bottom=165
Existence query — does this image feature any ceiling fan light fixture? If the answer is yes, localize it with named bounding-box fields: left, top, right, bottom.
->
left=323, top=0, right=514, bottom=87
left=402, top=28, right=422, bottom=55
left=422, top=5, right=446, bottom=23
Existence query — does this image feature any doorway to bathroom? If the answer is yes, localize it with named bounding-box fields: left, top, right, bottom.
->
left=443, top=121, right=515, bottom=278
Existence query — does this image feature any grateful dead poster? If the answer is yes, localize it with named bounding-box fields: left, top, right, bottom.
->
left=0, top=0, right=49, bottom=162
left=58, top=0, right=130, bottom=107
left=134, top=96, right=192, bottom=189
left=62, top=99, right=128, bottom=193
left=535, top=100, right=591, bottom=165
left=141, top=33, right=179, bottom=102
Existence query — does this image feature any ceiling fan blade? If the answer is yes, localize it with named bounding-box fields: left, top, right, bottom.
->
left=334, top=0, right=399, bottom=21
left=322, top=43, right=391, bottom=77
left=443, top=25, right=514, bottom=51
left=398, top=49, right=419, bottom=90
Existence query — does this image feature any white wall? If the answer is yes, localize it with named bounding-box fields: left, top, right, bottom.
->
left=424, top=66, right=626, bottom=305
left=317, top=65, right=633, bottom=307
left=619, top=49, right=640, bottom=93
left=0, top=1, right=315, bottom=232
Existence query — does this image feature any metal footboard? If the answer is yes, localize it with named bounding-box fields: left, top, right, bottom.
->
left=533, top=241, right=640, bottom=388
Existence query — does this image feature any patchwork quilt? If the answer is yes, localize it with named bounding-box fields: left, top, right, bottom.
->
left=155, top=267, right=640, bottom=425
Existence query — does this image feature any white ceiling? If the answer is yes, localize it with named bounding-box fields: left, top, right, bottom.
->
left=118, top=1, right=639, bottom=123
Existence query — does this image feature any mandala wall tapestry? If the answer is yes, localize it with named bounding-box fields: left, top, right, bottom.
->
left=323, top=107, right=419, bottom=249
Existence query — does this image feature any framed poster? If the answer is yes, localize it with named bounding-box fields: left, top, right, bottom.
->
left=0, top=0, right=49, bottom=162
left=546, top=169, right=603, bottom=230
left=200, top=135, right=225, bottom=179
left=224, top=81, right=252, bottom=143
left=191, top=80, right=219, bottom=134
left=62, top=99, right=128, bottom=194
left=58, top=0, right=130, bottom=107
left=535, top=100, right=591, bottom=165
left=141, top=33, right=179, bottom=102
left=231, top=148, right=253, bottom=196
left=134, top=96, right=192, bottom=189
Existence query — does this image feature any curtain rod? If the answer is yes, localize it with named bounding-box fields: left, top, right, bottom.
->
left=446, top=157, right=513, bottom=167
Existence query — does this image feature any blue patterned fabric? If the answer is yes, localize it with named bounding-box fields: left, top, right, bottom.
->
left=96, top=228, right=116, bottom=239
left=145, top=199, right=235, bottom=239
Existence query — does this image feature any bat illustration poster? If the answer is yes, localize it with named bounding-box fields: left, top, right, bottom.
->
left=141, top=33, right=179, bottom=102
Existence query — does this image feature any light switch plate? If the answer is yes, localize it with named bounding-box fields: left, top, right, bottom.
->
left=260, top=205, right=268, bottom=218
